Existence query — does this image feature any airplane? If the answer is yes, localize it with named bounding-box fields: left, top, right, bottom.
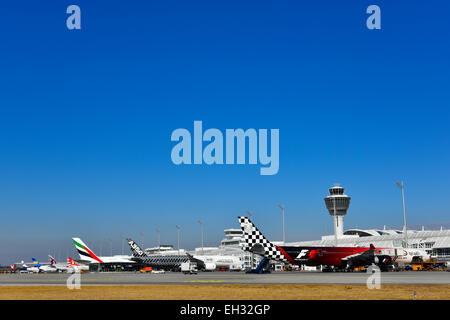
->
left=66, top=257, right=89, bottom=273
left=17, top=261, right=40, bottom=273
left=48, top=255, right=69, bottom=272
left=238, top=216, right=395, bottom=271
left=48, top=255, right=89, bottom=273
left=10, top=260, right=43, bottom=273
left=72, top=238, right=135, bottom=264
left=376, top=248, right=430, bottom=268
left=31, top=258, right=57, bottom=273
left=11, top=256, right=82, bottom=273
left=126, top=238, right=214, bottom=271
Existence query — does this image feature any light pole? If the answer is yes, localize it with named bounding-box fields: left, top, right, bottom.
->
left=246, top=210, right=253, bottom=220
left=108, top=238, right=112, bottom=256
left=156, top=229, right=160, bottom=250
left=120, top=236, right=125, bottom=255
left=139, top=232, right=144, bottom=250
left=198, top=220, right=204, bottom=252
left=277, top=204, right=285, bottom=244
left=176, top=225, right=181, bottom=253
left=395, top=181, right=408, bottom=248
left=98, top=240, right=103, bottom=256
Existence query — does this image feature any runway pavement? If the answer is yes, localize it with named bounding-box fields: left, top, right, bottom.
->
left=1, top=271, right=449, bottom=286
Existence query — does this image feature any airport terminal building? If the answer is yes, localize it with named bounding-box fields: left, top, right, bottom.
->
left=221, top=185, right=450, bottom=267
left=138, top=185, right=450, bottom=270
left=283, top=229, right=450, bottom=262
left=211, top=226, right=450, bottom=270
left=280, top=185, right=450, bottom=263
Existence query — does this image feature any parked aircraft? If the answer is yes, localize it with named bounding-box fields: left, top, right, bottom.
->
left=238, top=216, right=394, bottom=271
left=47, top=255, right=89, bottom=273
left=15, top=261, right=40, bottom=273
left=31, top=258, right=57, bottom=273
left=126, top=238, right=213, bottom=271
left=377, top=248, right=430, bottom=268
left=72, top=238, right=135, bottom=264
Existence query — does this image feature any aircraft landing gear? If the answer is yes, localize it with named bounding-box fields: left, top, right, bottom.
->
left=322, top=266, right=335, bottom=272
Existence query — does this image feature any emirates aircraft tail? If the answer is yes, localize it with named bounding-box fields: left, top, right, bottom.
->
left=72, top=238, right=104, bottom=263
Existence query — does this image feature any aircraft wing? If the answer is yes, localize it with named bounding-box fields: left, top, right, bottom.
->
left=341, top=250, right=371, bottom=261
left=341, top=245, right=376, bottom=265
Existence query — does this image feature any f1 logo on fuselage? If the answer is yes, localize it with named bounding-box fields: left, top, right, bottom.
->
left=295, top=250, right=310, bottom=260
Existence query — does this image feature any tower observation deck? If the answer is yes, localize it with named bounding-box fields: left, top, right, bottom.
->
left=324, top=184, right=351, bottom=238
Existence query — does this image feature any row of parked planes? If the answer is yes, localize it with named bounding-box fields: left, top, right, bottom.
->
left=11, top=216, right=441, bottom=274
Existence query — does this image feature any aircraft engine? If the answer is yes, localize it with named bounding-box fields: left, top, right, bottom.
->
left=374, top=255, right=393, bottom=266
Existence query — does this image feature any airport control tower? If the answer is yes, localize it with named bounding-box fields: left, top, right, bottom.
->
left=324, top=184, right=351, bottom=238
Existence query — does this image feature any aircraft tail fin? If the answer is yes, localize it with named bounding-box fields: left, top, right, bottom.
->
left=68, top=257, right=79, bottom=266
left=72, top=238, right=103, bottom=263
left=48, top=255, right=56, bottom=265
left=238, top=216, right=291, bottom=263
left=126, top=238, right=147, bottom=257
left=32, top=258, right=41, bottom=268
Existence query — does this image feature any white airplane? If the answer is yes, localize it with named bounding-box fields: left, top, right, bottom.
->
left=47, top=255, right=68, bottom=272
left=18, top=261, right=40, bottom=273
left=72, top=238, right=135, bottom=264
left=33, top=258, right=58, bottom=273
left=127, top=238, right=214, bottom=271
left=66, top=257, right=89, bottom=273
left=47, top=255, right=89, bottom=273
left=376, top=248, right=431, bottom=268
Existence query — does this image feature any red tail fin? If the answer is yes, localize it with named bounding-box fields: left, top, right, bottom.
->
left=68, top=257, right=79, bottom=266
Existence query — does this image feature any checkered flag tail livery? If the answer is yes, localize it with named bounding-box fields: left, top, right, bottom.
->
left=238, top=216, right=290, bottom=263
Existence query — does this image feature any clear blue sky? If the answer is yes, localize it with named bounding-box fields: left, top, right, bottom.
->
left=0, top=1, right=449, bottom=264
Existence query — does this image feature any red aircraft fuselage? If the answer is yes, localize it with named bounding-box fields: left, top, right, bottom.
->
left=276, top=246, right=385, bottom=267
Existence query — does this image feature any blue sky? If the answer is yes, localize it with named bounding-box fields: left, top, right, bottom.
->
left=0, top=1, right=449, bottom=264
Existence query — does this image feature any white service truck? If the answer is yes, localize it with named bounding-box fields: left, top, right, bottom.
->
left=181, top=262, right=198, bottom=274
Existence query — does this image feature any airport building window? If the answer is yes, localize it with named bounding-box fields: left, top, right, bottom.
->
left=425, top=242, right=435, bottom=248
left=433, top=248, right=450, bottom=257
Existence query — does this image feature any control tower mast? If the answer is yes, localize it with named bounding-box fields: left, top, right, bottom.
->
left=324, top=184, right=351, bottom=240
